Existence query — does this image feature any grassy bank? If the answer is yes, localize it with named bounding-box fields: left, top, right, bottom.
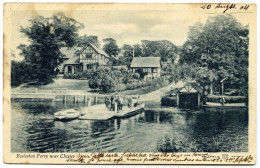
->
left=14, top=79, right=90, bottom=91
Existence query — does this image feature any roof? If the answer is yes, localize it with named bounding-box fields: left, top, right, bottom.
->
left=60, top=47, right=82, bottom=58
left=64, top=56, right=80, bottom=65
left=87, top=43, right=110, bottom=58
left=58, top=43, right=111, bottom=69
left=176, top=82, right=203, bottom=94
left=130, top=57, right=161, bottom=68
left=60, top=43, right=110, bottom=59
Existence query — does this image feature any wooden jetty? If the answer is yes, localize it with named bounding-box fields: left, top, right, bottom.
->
left=114, top=103, right=145, bottom=118
left=78, top=103, right=145, bottom=120
left=79, top=104, right=115, bottom=120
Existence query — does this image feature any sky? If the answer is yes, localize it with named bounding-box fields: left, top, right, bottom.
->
left=9, top=4, right=251, bottom=61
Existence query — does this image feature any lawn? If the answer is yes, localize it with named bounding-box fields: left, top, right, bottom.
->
left=15, top=78, right=169, bottom=96
left=25, top=79, right=90, bottom=91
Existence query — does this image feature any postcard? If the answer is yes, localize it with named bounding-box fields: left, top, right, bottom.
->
left=3, top=3, right=256, bottom=164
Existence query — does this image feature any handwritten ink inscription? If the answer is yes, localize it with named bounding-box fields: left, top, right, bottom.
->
left=64, top=153, right=254, bottom=164
left=201, top=3, right=250, bottom=13
left=14, top=152, right=254, bottom=164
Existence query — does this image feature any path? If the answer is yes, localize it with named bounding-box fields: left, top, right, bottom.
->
left=139, top=81, right=184, bottom=102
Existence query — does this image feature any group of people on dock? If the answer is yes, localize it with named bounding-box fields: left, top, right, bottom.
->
left=104, top=95, right=140, bottom=112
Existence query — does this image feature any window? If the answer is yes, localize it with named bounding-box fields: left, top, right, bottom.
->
left=87, top=64, right=92, bottom=69
left=75, top=65, right=81, bottom=73
left=86, top=53, right=92, bottom=59
left=152, top=68, right=158, bottom=73
left=68, top=66, right=72, bottom=73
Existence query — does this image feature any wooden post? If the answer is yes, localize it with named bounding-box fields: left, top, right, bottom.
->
left=74, top=95, right=77, bottom=104
left=84, top=95, right=87, bottom=104
left=198, top=93, right=200, bottom=109
left=177, top=93, right=179, bottom=108
left=88, top=98, right=91, bottom=107
left=95, top=96, right=98, bottom=104
left=35, top=88, right=38, bottom=93
left=64, top=95, right=67, bottom=103
left=222, top=82, right=224, bottom=95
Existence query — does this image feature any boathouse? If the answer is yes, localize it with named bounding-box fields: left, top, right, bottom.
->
left=176, top=82, right=203, bottom=110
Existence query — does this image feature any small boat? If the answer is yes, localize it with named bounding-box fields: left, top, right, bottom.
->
left=114, top=103, right=145, bottom=118
left=54, top=109, right=81, bottom=121
left=201, top=102, right=247, bottom=108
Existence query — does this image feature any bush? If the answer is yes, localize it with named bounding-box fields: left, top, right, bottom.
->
left=135, top=68, right=148, bottom=79
left=11, top=61, right=54, bottom=87
left=116, top=84, right=127, bottom=91
left=63, top=73, right=81, bottom=79
left=132, top=73, right=140, bottom=79
left=161, top=95, right=177, bottom=107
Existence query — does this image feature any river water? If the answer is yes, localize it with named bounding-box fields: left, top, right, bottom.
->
left=11, top=101, right=248, bottom=153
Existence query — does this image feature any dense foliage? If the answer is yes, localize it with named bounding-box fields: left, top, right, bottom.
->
left=141, top=40, right=178, bottom=63
left=88, top=67, right=168, bottom=93
left=170, top=14, right=248, bottom=96
left=13, top=13, right=83, bottom=86
left=102, top=38, right=121, bottom=58
left=76, top=35, right=100, bottom=47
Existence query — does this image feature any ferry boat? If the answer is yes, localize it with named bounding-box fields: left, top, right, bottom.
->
left=114, top=103, right=145, bottom=118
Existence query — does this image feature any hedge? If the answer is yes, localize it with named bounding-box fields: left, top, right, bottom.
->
left=206, top=95, right=246, bottom=103
left=63, top=72, right=93, bottom=79
left=161, top=95, right=177, bottom=107
left=111, top=77, right=169, bottom=92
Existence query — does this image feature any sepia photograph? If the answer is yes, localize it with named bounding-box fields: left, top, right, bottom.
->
left=2, top=2, right=256, bottom=164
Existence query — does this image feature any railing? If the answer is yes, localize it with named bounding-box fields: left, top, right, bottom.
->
left=12, top=88, right=69, bottom=94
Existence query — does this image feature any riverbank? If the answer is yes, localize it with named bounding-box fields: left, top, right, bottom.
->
left=11, top=78, right=183, bottom=103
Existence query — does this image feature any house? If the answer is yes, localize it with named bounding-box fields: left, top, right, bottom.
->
left=130, top=57, right=161, bottom=79
left=58, top=43, right=112, bottom=74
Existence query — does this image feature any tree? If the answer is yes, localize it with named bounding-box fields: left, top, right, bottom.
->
left=77, top=35, right=100, bottom=47
left=179, top=14, right=248, bottom=95
left=102, top=38, right=120, bottom=57
left=88, top=67, right=120, bottom=92
left=17, top=13, right=83, bottom=82
left=133, top=44, right=143, bottom=57
left=141, top=40, right=177, bottom=63
left=157, top=40, right=178, bottom=63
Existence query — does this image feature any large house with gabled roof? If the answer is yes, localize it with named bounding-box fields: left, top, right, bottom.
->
left=58, top=43, right=112, bottom=74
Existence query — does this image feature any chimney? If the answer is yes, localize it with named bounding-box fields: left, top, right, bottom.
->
left=92, top=36, right=98, bottom=44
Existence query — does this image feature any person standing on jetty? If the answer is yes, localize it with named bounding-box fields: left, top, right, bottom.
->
left=110, top=96, right=115, bottom=111
left=118, top=96, right=124, bottom=110
left=105, top=97, right=110, bottom=109
left=128, top=97, right=133, bottom=108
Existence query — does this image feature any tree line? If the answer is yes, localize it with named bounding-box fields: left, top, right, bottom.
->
left=11, top=13, right=248, bottom=97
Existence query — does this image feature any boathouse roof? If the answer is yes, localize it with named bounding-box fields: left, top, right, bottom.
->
left=130, top=57, right=161, bottom=68
left=176, top=82, right=203, bottom=94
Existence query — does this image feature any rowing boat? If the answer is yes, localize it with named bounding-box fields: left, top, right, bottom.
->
left=54, top=109, right=81, bottom=121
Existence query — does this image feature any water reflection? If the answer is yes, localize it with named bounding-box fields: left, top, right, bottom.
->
left=11, top=102, right=248, bottom=153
